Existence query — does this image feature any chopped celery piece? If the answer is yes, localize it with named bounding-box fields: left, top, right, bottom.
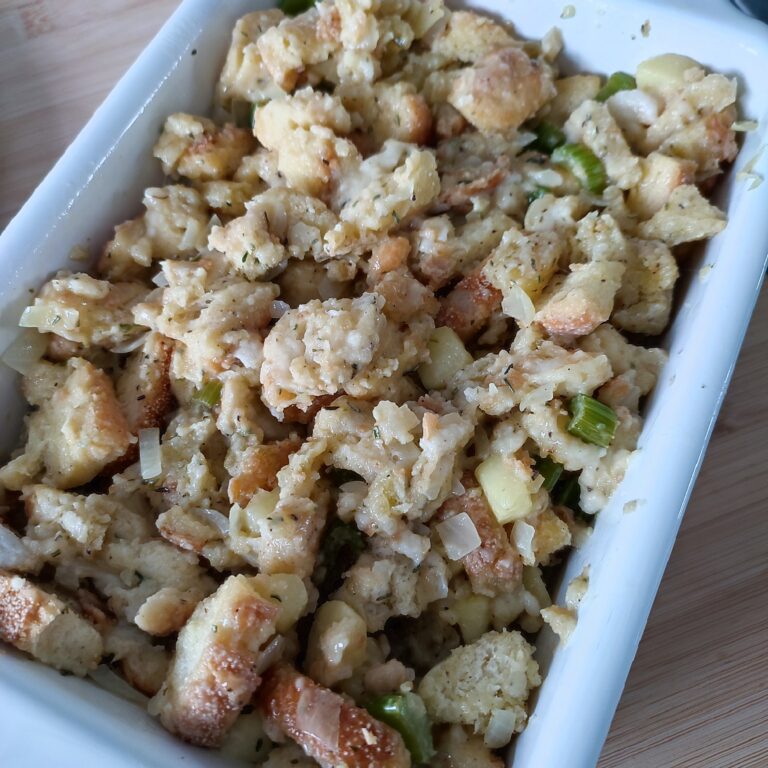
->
left=527, top=185, right=550, bottom=204
left=551, top=143, right=607, bottom=194
left=555, top=472, right=581, bottom=511
left=278, top=0, right=316, bottom=15
left=596, top=71, right=636, bottom=101
left=531, top=121, right=566, bottom=154
left=534, top=456, right=564, bottom=492
left=194, top=380, right=222, bottom=408
left=366, top=692, right=435, bottom=764
left=566, top=394, right=617, bottom=447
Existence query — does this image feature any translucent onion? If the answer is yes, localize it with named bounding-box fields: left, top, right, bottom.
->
left=88, top=666, right=148, bottom=705
left=111, top=332, right=149, bottom=355
left=732, top=120, right=758, bottom=132
left=607, top=88, right=660, bottom=126
left=436, top=512, right=481, bottom=560
left=501, top=283, right=536, bottom=326
left=19, top=304, right=80, bottom=331
left=484, top=708, right=519, bottom=749
left=0, top=523, right=37, bottom=571
left=255, top=635, right=286, bottom=676
left=139, top=428, right=162, bottom=480
left=528, top=168, right=563, bottom=187
left=296, top=686, right=341, bottom=750
left=196, top=507, right=230, bottom=536
left=512, top=520, right=536, bottom=566
left=179, top=220, right=204, bottom=251
left=151, top=270, right=169, bottom=287
left=270, top=300, right=290, bottom=319
left=1, top=329, right=47, bottom=375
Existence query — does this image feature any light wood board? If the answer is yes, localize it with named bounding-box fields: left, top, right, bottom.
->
left=0, top=2, right=766, bottom=766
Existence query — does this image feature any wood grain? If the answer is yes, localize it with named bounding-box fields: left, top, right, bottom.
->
left=0, top=2, right=765, bottom=766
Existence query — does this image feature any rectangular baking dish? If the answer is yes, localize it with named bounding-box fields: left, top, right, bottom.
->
left=1, top=1, right=767, bottom=766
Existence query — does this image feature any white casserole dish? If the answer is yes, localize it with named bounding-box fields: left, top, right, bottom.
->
left=0, top=1, right=767, bottom=766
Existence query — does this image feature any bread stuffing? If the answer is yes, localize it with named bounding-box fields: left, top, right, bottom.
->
left=0, top=0, right=740, bottom=764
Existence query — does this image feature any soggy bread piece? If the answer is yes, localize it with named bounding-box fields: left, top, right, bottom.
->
left=0, top=572, right=102, bottom=675
left=449, top=48, right=555, bottom=133
left=419, top=630, right=540, bottom=736
left=0, top=359, right=133, bottom=491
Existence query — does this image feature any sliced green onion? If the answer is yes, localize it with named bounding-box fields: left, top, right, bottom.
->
left=551, top=143, right=607, bottom=194
left=277, top=0, right=316, bottom=15
left=194, top=380, right=223, bottom=408
left=554, top=471, right=581, bottom=511
left=527, top=185, right=551, bottom=204
left=596, top=71, right=637, bottom=102
left=530, top=121, right=566, bottom=154
left=366, top=692, right=435, bottom=764
left=534, top=456, right=564, bottom=492
left=315, top=519, right=365, bottom=596
left=566, top=394, right=618, bottom=447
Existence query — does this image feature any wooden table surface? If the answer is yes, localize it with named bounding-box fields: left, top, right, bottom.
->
left=1, top=2, right=766, bottom=766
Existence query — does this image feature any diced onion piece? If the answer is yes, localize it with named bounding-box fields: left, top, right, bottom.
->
left=19, top=305, right=79, bottom=331
left=151, top=270, right=169, bottom=287
left=418, top=326, right=473, bottom=390
left=196, top=507, right=230, bottom=536
left=270, top=300, right=290, bottom=319
left=179, top=219, right=204, bottom=251
left=88, top=666, right=148, bottom=705
left=254, top=635, right=286, bottom=676
left=501, top=283, right=536, bottom=326
left=484, top=708, right=519, bottom=749
left=1, top=329, right=47, bottom=375
left=607, top=89, right=661, bottom=126
left=475, top=454, right=533, bottom=524
left=233, top=488, right=279, bottom=538
left=139, top=428, right=162, bottom=480
left=528, top=168, right=563, bottom=187
left=732, top=120, right=758, bottom=132
left=296, top=686, right=341, bottom=750
left=560, top=4, right=575, bottom=19
left=635, top=53, right=702, bottom=92
left=512, top=520, right=536, bottom=566
left=452, top=594, right=492, bottom=644
left=111, top=332, right=149, bottom=354
left=0, top=523, right=37, bottom=571
left=436, top=512, right=481, bottom=560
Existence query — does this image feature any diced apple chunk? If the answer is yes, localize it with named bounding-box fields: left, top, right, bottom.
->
left=419, top=326, right=473, bottom=390
left=636, top=53, right=702, bottom=93
left=474, top=454, right=532, bottom=524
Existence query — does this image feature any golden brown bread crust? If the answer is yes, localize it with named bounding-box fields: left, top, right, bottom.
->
left=257, top=664, right=411, bottom=768
left=155, top=576, right=280, bottom=747
left=436, top=270, right=501, bottom=341
left=228, top=436, right=303, bottom=506
left=436, top=474, right=522, bottom=597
